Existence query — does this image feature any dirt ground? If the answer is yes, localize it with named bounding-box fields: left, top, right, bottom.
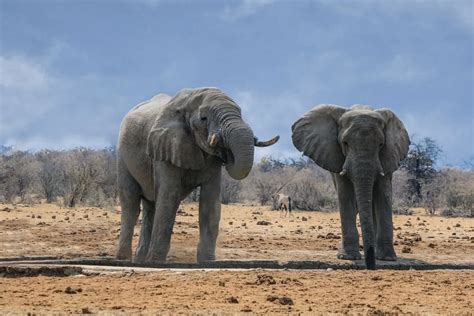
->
left=0, top=202, right=473, bottom=314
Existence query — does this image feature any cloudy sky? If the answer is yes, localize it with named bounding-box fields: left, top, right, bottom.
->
left=1, top=0, right=472, bottom=167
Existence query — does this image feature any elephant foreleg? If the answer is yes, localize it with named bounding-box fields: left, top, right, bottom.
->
left=116, top=162, right=141, bottom=261
left=334, top=174, right=361, bottom=260
left=374, top=174, right=397, bottom=261
left=146, top=164, right=182, bottom=263
left=135, top=199, right=155, bottom=263
left=197, top=169, right=221, bottom=262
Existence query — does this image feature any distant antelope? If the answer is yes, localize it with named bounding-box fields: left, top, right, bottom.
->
left=273, top=193, right=292, bottom=217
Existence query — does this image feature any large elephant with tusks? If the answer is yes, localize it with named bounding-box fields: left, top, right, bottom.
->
left=116, top=88, right=279, bottom=263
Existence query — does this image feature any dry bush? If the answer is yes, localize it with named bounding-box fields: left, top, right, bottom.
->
left=0, top=151, right=38, bottom=203
left=392, top=170, right=416, bottom=214
left=220, top=172, right=241, bottom=204
left=286, top=168, right=336, bottom=211
left=36, top=150, right=63, bottom=203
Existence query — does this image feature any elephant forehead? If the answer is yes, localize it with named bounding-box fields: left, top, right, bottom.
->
left=339, top=111, right=385, bottom=126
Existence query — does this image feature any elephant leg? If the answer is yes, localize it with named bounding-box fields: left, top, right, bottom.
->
left=334, top=174, right=361, bottom=260
left=374, top=174, right=397, bottom=261
left=197, top=168, right=221, bottom=262
left=134, top=199, right=155, bottom=263
left=146, top=164, right=182, bottom=263
left=116, top=161, right=141, bottom=261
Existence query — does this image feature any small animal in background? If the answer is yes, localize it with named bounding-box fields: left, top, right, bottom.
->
left=273, top=193, right=292, bottom=217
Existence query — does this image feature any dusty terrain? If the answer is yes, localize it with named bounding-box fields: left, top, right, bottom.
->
left=0, top=202, right=473, bottom=314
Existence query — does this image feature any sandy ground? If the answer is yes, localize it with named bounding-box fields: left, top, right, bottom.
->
left=0, top=202, right=473, bottom=313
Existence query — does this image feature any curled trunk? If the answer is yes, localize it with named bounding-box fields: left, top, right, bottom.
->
left=222, top=122, right=255, bottom=180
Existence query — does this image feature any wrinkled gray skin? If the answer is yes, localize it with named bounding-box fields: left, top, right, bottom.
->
left=292, top=104, right=409, bottom=269
left=115, top=88, right=278, bottom=263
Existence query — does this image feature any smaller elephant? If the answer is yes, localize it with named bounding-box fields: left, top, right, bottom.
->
left=292, top=104, right=409, bottom=269
left=116, top=88, right=279, bottom=263
left=273, top=193, right=292, bottom=216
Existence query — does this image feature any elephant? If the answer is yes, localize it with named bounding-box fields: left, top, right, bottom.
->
left=292, top=104, right=409, bottom=269
left=115, top=87, right=279, bottom=263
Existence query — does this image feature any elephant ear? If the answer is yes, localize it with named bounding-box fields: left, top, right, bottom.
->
left=146, top=112, right=205, bottom=170
left=292, top=104, right=347, bottom=173
left=376, top=109, right=410, bottom=173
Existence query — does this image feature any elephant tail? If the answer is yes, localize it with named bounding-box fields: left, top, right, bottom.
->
left=288, top=197, right=292, bottom=213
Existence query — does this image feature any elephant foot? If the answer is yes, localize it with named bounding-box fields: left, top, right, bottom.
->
left=337, top=248, right=362, bottom=260
left=376, top=246, right=397, bottom=261
left=115, top=248, right=132, bottom=261
left=145, top=252, right=168, bottom=263
left=134, top=248, right=148, bottom=264
left=197, top=248, right=216, bottom=263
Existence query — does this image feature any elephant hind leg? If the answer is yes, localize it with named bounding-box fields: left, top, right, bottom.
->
left=116, top=161, right=142, bottom=261
left=135, top=199, right=155, bottom=263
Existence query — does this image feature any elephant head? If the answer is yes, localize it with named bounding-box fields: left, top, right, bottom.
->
left=146, top=88, right=279, bottom=180
left=292, top=104, right=409, bottom=269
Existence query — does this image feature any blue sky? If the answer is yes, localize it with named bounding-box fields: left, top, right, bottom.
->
left=1, top=0, right=473, bottom=167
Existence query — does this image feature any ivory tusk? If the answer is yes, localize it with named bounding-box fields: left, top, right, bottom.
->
left=379, top=172, right=385, bottom=177
left=254, top=135, right=280, bottom=147
left=209, top=134, right=219, bottom=147
left=339, top=169, right=347, bottom=176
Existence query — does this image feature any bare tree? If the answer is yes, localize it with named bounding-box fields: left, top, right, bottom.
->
left=401, top=137, right=442, bottom=204
left=60, top=148, right=99, bottom=207
left=36, top=150, right=63, bottom=203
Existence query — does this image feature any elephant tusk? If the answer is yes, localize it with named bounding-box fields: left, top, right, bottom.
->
left=209, top=134, right=219, bottom=147
left=379, top=172, right=385, bottom=177
left=339, top=169, right=347, bottom=176
left=254, top=135, right=280, bottom=147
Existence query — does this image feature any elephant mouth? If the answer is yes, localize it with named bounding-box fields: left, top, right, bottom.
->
left=216, top=148, right=234, bottom=165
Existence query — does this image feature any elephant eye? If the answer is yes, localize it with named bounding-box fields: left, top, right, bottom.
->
left=200, top=117, right=207, bottom=121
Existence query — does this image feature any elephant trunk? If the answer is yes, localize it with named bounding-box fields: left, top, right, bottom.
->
left=352, top=164, right=377, bottom=270
left=222, top=120, right=255, bottom=180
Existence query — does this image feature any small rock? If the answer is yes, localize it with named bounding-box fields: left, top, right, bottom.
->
left=241, top=306, right=252, bottom=312
left=81, top=307, right=92, bottom=314
left=65, top=286, right=82, bottom=294
left=256, top=220, right=271, bottom=226
left=64, top=217, right=69, bottom=221
left=428, top=243, right=436, bottom=248
left=402, top=246, right=412, bottom=254
left=226, top=296, right=239, bottom=304
left=301, top=216, right=308, bottom=221
left=83, top=214, right=88, bottom=219
left=256, top=274, right=276, bottom=285
left=52, top=215, right=56, bottom=219
left=228, top=221, right=233, bottom=225
left=37, top=215, right=42, bottom=219
left=267, top=295, right=294, bottom=305
left=219, top=281, right=226, bottom=287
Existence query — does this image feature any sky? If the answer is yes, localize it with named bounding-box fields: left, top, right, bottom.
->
left=0, top=0, right=473, bottom=167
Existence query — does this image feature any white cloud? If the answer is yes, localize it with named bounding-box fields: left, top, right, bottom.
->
left=320, top=0, right=473, bottom=32
left=372, top=55, right=432, bottom=83
left=0, top=50, right=126, bottom=151
left=0, top=55, right=49, bottom=90
left=0, top=55, right=57, bottom=135
left=221, top=0, right=275, bottom=21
